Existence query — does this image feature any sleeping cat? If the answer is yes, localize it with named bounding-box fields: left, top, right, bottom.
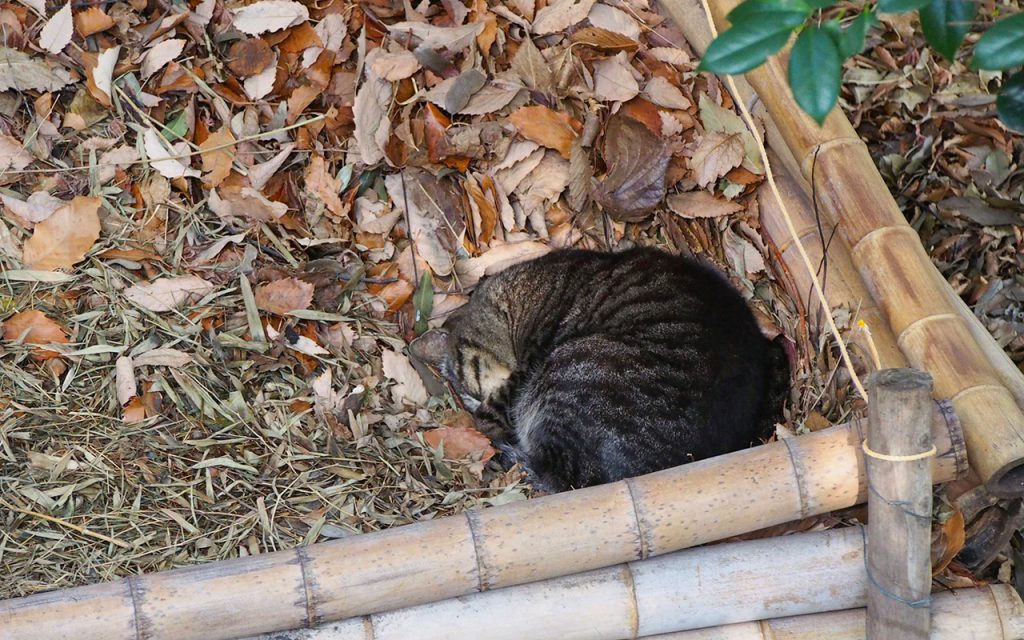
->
left=411, top=247, right=789, bottom=493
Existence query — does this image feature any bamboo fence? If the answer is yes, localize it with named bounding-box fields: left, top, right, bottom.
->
left=0, top=408, right=965, bottom=640
left=661, top=0, right=1024, bottom=496
left=651, top=584, right=1024, bottom=640
left=246, top=532, right=1022, bottom=640
left=864, top=369, right=934, bottom=638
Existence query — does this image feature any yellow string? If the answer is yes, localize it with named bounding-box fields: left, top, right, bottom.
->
left=693, top=0, right=868, bottom=401
left=862, top=440, right=938, bottom=462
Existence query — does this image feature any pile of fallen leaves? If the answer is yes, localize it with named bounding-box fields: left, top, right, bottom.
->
left=0, top=0, right=874, bottom=599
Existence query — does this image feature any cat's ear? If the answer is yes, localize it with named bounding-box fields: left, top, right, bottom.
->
left=408, top=329, right=454, bottom=369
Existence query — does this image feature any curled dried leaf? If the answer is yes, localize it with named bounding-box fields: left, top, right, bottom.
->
left=592, top=115, right=669, bottom=222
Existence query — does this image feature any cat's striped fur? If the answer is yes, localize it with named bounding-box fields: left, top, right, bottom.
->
left=412, top=247, right=789, bottom=493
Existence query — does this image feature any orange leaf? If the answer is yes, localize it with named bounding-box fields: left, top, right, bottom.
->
left=931, top=507, right=966, bottom=575
left=424, top=102, right=451, bottom=165
left=22, top=196, right=101, bottom=270
left=3, top=309, right=69, bottom=360
left=464, top=174, right=498, bottom=247
left=423, top=427, right=497, bottom=462
left=254, top=277, right=315, bottom=316
left=200, top=127, right=236, bottom=188
left=304, top=154, right=345, bottom=216
left=74, top=6, right=115, bottom=37
left=287, top=84, right=322, bottom=125
left=471, top=0, right=498, bottom=55
left=508, top=106, right=581, bottom=159
left=122, top=397, right=147, bottom=423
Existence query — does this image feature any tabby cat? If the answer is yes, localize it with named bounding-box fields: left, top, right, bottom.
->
left=411, top=247, right=789, bottom=493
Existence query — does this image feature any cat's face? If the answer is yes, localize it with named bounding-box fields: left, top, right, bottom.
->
left=408, top=328, right=512, bottom=411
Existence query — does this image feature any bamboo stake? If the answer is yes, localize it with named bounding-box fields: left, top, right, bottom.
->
left=0, top=409, right=965, bottom=640
left=248, top=584, right=1024, bottom=640
left=864, top=370, right=934, bottom=639
left=647, top=584, right=1024, bottom=640
left=661, top=0, right=1024, bottom=497
left=244, top=527, right=868, bottom=640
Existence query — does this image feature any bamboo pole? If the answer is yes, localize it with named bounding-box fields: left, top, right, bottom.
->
left=660, top=0, right=1024, bottom=497
left=244, top=527, right=868, bottom=640
left=0, top=408, right=966, bottom=640
left=663, top=0, right=906, bottom=369
left=864, top=370, right=934, bottom=639
left=648, top=584, right=1024, bottom=640
left=251, top=584, right=1024, bottom=640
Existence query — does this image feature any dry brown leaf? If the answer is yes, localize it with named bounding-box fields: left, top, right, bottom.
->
left=115, top=355, right=137, bottom=405
left=287, top=84, right=321, bottom=124
left=472, top=0, right=498, bottom=54
left=370, top=50, right=420, bottom=82
left=643, top=76, right=692, bottom=110
left=384, top=170, right=465, bottom=277
left=1, top=191, right=65, bottom=223
left=22, top=196, right=101, bottom=270
left=423, top=427, right=497, bottom=462
left=690, top=131, right=744, bottom=189
left=3, top=309, right=69, bottom=360
left=209, top=186, right=287, bottom=222
left=382, top=348, right=429, bottom=405
left=39, top=1, right=73, bottom=55
left=243, top=53, right=277, bottom=100
left=508, top=106, right=580, bottom=159
left=532, top=0, right=596, bottom=35
left=667, top=190, right=745, bottom=219
left=592, top=115, right=669, bottom=222
left=132, top=348, right=194, bottom=367
left=386, top=21, right=483, bottom=50
left=254, top=278, right=315, bottom=315
left=454, top=240, right=551, bottom=286
left=587, top=3, right=641, bottom=39
left=227, top=38, right=273, bottom=77
left=0, top=47, right=73, bottom=92
left=569, top=27, right=639, bottom=52
left=464, top=174, right=499, bottom=246
left=91, top=46, right=119, bottom=106
left=592, top=52, right=639, bottom=103
left=305, top=154, right=345, bottom=216
left=0, top=135, right=35, bottom=172
left=123, top=276, right=214, bottom=312
left=353, top=49, right=392, bottom=166
left=199, top=127, right=235, bottom=188
left=510, top=36, right=553, bottom=94
left=650, top=47, right=692, bottom=66
left=74, top=6, right=115, bottom=37
left=142, top=38, right=186, bottom=80
left=232, top=0, right=308, bottom=36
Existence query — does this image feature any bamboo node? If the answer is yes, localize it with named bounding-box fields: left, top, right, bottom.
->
left=862, top=440, right=937, bottom=462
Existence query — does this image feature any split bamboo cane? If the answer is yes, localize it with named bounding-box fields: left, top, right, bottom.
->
left=864, top=369, right=934, bottom=639
left=250, top=584, right=1024, bottom=640
left=245, top=527, right=868, bottom=640
left=0, top=407, right=965, bottom=640
left=659, top=0, right=1024, bottom=497
left=648, top=584, right=1024, bottom=640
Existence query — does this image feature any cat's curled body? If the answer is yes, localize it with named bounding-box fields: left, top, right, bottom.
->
left=413, top=247, right=789, bottom=493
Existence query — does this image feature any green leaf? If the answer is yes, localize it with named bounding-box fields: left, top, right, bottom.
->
left=726, top=0, right=812, bottom=24
left=413, top=269, right=434, bottom=335
left=161, top=111, right=188, bottom=142
left=701, top=0, right=812, bottom=74
left=824, top=11, right=876, bottom=58
left=877, top=0, right=932, bottom=12
left=804, top=0, right=835, bottom=7
left=971, top=12, right=1024, bottom=70
left=997, top=71, right=1024, bottom=133
left=699, top=24, right=793, bottom=74
left=920, top=0, right=977, bottom=61
left=789, top=25, right=842, bottom=124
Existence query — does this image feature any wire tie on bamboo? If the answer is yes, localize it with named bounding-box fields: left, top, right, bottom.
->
left=860, top=527, right=932, bottom=609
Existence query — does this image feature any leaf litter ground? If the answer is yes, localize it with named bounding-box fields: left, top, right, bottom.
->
left=0, top=0, right=1017, bottom=600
